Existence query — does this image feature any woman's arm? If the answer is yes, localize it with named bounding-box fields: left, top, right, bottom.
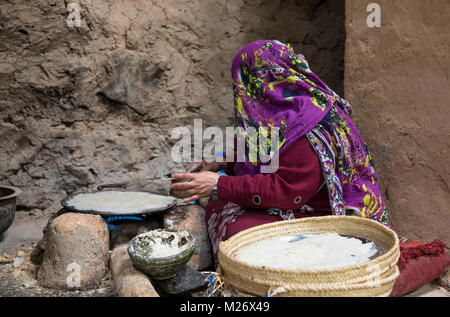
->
left=171, top=136, right=324, bottom=209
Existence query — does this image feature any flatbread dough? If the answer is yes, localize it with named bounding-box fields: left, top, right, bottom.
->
left=64, top=191, right=175, bottom=214
left=129, top=230, right=192, bottom=259
left=235, top=233, right=379, bottom=270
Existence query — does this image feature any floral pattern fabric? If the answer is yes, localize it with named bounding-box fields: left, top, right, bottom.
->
left=306, top=106, right=389, bottom=225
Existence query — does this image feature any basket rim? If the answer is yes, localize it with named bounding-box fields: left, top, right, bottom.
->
left=245, top=266, right=399, bottom=293
left=218, top=216, right=399, bottom=274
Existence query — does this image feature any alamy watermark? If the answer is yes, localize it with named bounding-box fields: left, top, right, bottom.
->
left=66, top=3, right=81, bottom=28
left=66, top=262, right=81, bottom=288
left=367, top=3, right=381, bottom=27
left=171, top=119, right=280, bottom=173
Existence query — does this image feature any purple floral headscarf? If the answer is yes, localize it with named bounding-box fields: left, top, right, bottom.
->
left=230, top=40, right=388, bottom=225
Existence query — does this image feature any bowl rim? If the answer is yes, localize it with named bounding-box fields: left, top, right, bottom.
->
left=128, top=228, right=195, bottom=261
left=0, top=185, right=22, bottom=201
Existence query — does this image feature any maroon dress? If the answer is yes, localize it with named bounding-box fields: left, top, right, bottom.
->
left=205, top=136, right=332, bottom=258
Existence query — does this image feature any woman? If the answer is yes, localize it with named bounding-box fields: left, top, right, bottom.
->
left=171, top=40, right=388, bottom=259
left=171, top=40, right=450, bottom=297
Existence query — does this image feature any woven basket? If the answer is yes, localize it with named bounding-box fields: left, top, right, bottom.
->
left=218, top=216, right=400, bottom=297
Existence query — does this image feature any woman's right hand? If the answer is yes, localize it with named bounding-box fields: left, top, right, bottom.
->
left=186, top=160, right=226, bottom=173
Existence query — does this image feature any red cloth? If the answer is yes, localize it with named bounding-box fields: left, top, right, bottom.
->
left=390, top=239, right=450, bottom=297
left=397, top=239, right=448, bottom=271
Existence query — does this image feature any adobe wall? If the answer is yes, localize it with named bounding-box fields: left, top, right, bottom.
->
left=345, top=0, right=450, bottom=243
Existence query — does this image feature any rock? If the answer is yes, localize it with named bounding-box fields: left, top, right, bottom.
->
left=110, top=244, right=159, bottom=297
left=31, top=208, right=66, bottom=265
left=99, top=49, right=166, bottom=115
left=37, top=213, right=110, bottom=290
left=164, top=205, right=212, bottom=270
left=153, top=264, right=208, bottom=295
left=436, top=268, right=450, bottom=291
left=24, top=279, right=38, bottom=288
left=13, top=257, right=24, bottom=268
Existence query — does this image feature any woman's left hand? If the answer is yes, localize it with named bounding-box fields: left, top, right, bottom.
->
left=170, top=172, right=220, bottom=203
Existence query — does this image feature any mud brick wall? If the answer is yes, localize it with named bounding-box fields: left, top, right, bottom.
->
left=345, top=0, right=450, bottom=244
left=0, top=0, right=345, bottom=212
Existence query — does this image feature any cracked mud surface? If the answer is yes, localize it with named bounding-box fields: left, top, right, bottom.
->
left=0, top=0, right=345, bottom=216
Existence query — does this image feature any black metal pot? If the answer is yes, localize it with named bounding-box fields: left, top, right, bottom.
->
left=0, top=185, right=22, bottom=235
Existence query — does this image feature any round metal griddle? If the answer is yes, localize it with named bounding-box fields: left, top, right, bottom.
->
left=61, top=191, right=178, bottom=217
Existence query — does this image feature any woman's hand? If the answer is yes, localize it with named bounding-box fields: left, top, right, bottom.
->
left=186, top=160, right=226, bottom=173
left=170, top=172, right=220, bottom=203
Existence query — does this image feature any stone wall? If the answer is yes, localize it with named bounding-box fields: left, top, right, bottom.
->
left=0, top=0, right=345, bottom=212
left=345, top=0, right=450, bottom=244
